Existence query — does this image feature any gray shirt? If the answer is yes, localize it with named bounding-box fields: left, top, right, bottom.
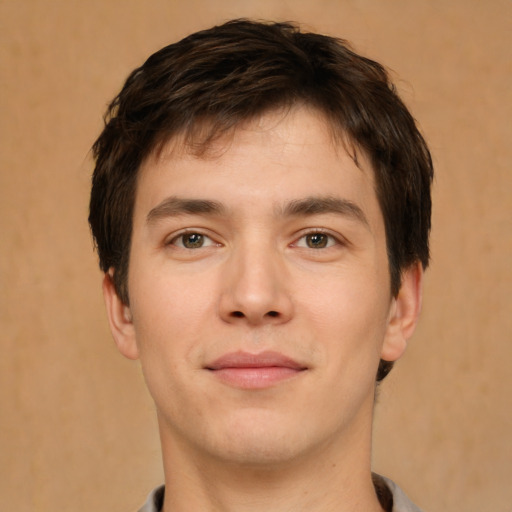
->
left=137, top=474, right=423, bottom=512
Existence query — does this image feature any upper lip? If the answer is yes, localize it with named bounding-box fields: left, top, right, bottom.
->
left=205, top=350, right=307, bottom=370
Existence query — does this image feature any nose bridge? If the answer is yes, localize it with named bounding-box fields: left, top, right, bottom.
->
left=219, top=234, right=292, bottom=324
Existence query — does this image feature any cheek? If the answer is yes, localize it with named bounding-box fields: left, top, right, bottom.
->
left=128, top=267, right=217, bottom=362
left=300, top=269, right=391, bottom=358
left=127, top=274, right=214, bottom=416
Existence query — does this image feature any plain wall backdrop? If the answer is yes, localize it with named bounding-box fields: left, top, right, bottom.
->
left=1, top=1, right=511, bottom=511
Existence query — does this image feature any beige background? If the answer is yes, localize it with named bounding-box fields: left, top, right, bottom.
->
left=1, top=1, right=510, bottom=511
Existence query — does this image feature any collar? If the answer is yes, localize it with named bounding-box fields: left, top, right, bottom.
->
left=137, top=474, right=423, bottom=512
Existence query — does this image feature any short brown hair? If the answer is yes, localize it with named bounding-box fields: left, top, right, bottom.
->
left=89, top=19, right=433, bottom=381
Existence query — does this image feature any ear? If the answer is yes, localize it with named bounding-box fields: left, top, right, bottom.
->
left=102, top=270, right=139, bottom=360
left=380, top=262, right=423, bottom=362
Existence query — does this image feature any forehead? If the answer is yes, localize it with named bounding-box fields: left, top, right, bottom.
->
left=136, top=106, right=379, bottom=219
left=148, top=105, right=365, bottom=168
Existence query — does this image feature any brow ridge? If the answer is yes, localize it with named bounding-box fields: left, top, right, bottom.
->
left=147, top=195, right=368, bottom=228
left=147, top=196, right=226, bottom=223
left=280, top=196, right=369, bottom=227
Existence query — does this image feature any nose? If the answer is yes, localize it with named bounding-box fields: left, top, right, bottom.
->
left=218, top=242, right=294, bottom=326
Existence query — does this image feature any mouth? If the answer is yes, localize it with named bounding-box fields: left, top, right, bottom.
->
left=205, top=350, right=308, bottom=389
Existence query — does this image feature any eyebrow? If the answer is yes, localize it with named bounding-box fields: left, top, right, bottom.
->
left=280, top=196, right=369, bottom=227
left=146, top=197, right=226, bottom=224
left=146, top=195, right=369, bottom=228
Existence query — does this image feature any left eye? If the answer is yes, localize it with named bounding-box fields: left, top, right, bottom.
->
left=171, top=233, right=216, bottom=249
left=295, top=232, right=337, bottom=249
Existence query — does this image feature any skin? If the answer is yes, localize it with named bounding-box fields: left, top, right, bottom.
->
left=103, top=106, right=423, bottom=512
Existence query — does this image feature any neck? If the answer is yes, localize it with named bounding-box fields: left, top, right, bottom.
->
left=158, top=410, right=383, bottom=512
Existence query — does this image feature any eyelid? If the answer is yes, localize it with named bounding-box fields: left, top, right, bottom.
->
left=291, top=228, right=347, bottom=249
left=166, top=228, right=221, bottom=248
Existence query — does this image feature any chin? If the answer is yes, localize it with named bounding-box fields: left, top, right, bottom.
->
left=202, top=412, right=327, bottom=468
left=212, top=436, right=304, bottom=468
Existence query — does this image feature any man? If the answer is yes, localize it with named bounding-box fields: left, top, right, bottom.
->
left=89, top=19, right=432, bottom=512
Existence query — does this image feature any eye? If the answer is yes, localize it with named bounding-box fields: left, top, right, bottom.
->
left=170, top=232, right=216, bottom=249
left=295, top=232, right=338, bottom=249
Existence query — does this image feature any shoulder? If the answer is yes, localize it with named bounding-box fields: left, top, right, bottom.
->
left=375, top=474, right=425, bottom=512
left=137, top=485, right=165, bottom=512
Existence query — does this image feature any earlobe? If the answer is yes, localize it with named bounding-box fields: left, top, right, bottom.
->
left=102, top=270, right=140, bottom=360
left=380, top=263, right=423, bottom=362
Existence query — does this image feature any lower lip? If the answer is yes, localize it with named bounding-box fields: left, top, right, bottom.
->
left=209, top=367, right=304, bottom=389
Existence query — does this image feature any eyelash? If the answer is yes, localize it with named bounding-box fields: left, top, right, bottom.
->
left=166, top=229, right=345, bottom=251
left=167, top=230, right=219, bottom=249
left=293, top=229, right=343, bottom=249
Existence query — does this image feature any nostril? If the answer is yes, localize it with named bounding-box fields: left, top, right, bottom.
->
left=231, top=311, right=245, bottom=318
left=266, top=311, right=279, bottom=317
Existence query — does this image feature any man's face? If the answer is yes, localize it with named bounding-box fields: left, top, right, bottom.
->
left=105, top=107, right=417, bottom=466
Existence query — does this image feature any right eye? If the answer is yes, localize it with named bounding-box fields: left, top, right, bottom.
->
left=170, top=232, right=216, bottom=249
